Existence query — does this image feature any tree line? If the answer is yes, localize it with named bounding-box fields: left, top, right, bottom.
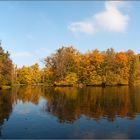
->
left=43, top=47, right=140, bottom=86
left=0, top=43, right=140, bottom=87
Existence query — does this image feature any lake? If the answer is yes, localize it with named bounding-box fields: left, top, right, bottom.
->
left=0, top=86, right=140, bottom=139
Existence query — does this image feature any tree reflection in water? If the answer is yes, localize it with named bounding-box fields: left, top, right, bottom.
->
left=44, top=86, right=140, bottom=123
left=0, top=85, right=140, bottom=131
left=0, top=90, right=13, bottom=136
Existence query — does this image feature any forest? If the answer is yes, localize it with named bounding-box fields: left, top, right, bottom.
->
left=1, top=43, right=140, bottom=88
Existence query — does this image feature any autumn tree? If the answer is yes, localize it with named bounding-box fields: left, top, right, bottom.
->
left=43, top=47, right=140, bottom=86
left=31, top=63, right=41, bottom=84
left=44, top=46, right=80, bottom=85
left=115, top=52, right=129, bottom=85
left=16, top=63, right=41, bottom=85
left=15, top=46, right=140, bottom=87
left=77, top=50, right=103, bottom=85
left=101, top=48, right=117, bottom=85
left=16, top=66, right=32, bottom=85
left=135, top=54, right=140, bottom=84
left=88, top=49, right=104, bottom=85
left=126, top=50, right=136, bottom=86
left=0, top=43, right=13, bottom=86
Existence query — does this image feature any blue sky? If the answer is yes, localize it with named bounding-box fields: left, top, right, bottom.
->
left=0, top=1, right=139, bottom=67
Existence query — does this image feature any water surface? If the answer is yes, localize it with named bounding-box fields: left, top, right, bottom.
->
left=0, top=86, right=140, bottom=138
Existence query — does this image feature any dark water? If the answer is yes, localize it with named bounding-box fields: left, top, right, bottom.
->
left=0, top=86, right=140, bottom=139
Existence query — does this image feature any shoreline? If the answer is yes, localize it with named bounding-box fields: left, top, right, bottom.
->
left=1, top=83, right=140, bottom=90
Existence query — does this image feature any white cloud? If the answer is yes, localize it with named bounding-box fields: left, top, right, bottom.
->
left=69, top=1, right=129, bottom=34
left=68, top=21, right=95, bottom=34
left=95, top=1, right=129, bottom=32
left=13, top=51, right=33, bottom=57
left=11, top=48, right=52, bottom=68
left=12, top=48, right=50, bottom=58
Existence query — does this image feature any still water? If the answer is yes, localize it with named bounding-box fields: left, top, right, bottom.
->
left=0, top=86, right=140, bottom=138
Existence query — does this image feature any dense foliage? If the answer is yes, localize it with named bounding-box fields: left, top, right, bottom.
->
left=42, top=46, right=140, bottom=86
left=16, top=63, right=42, bottom=85
left=0, top=43, right=13, bottom=87
left=1, top=44, right=140, bottom=87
